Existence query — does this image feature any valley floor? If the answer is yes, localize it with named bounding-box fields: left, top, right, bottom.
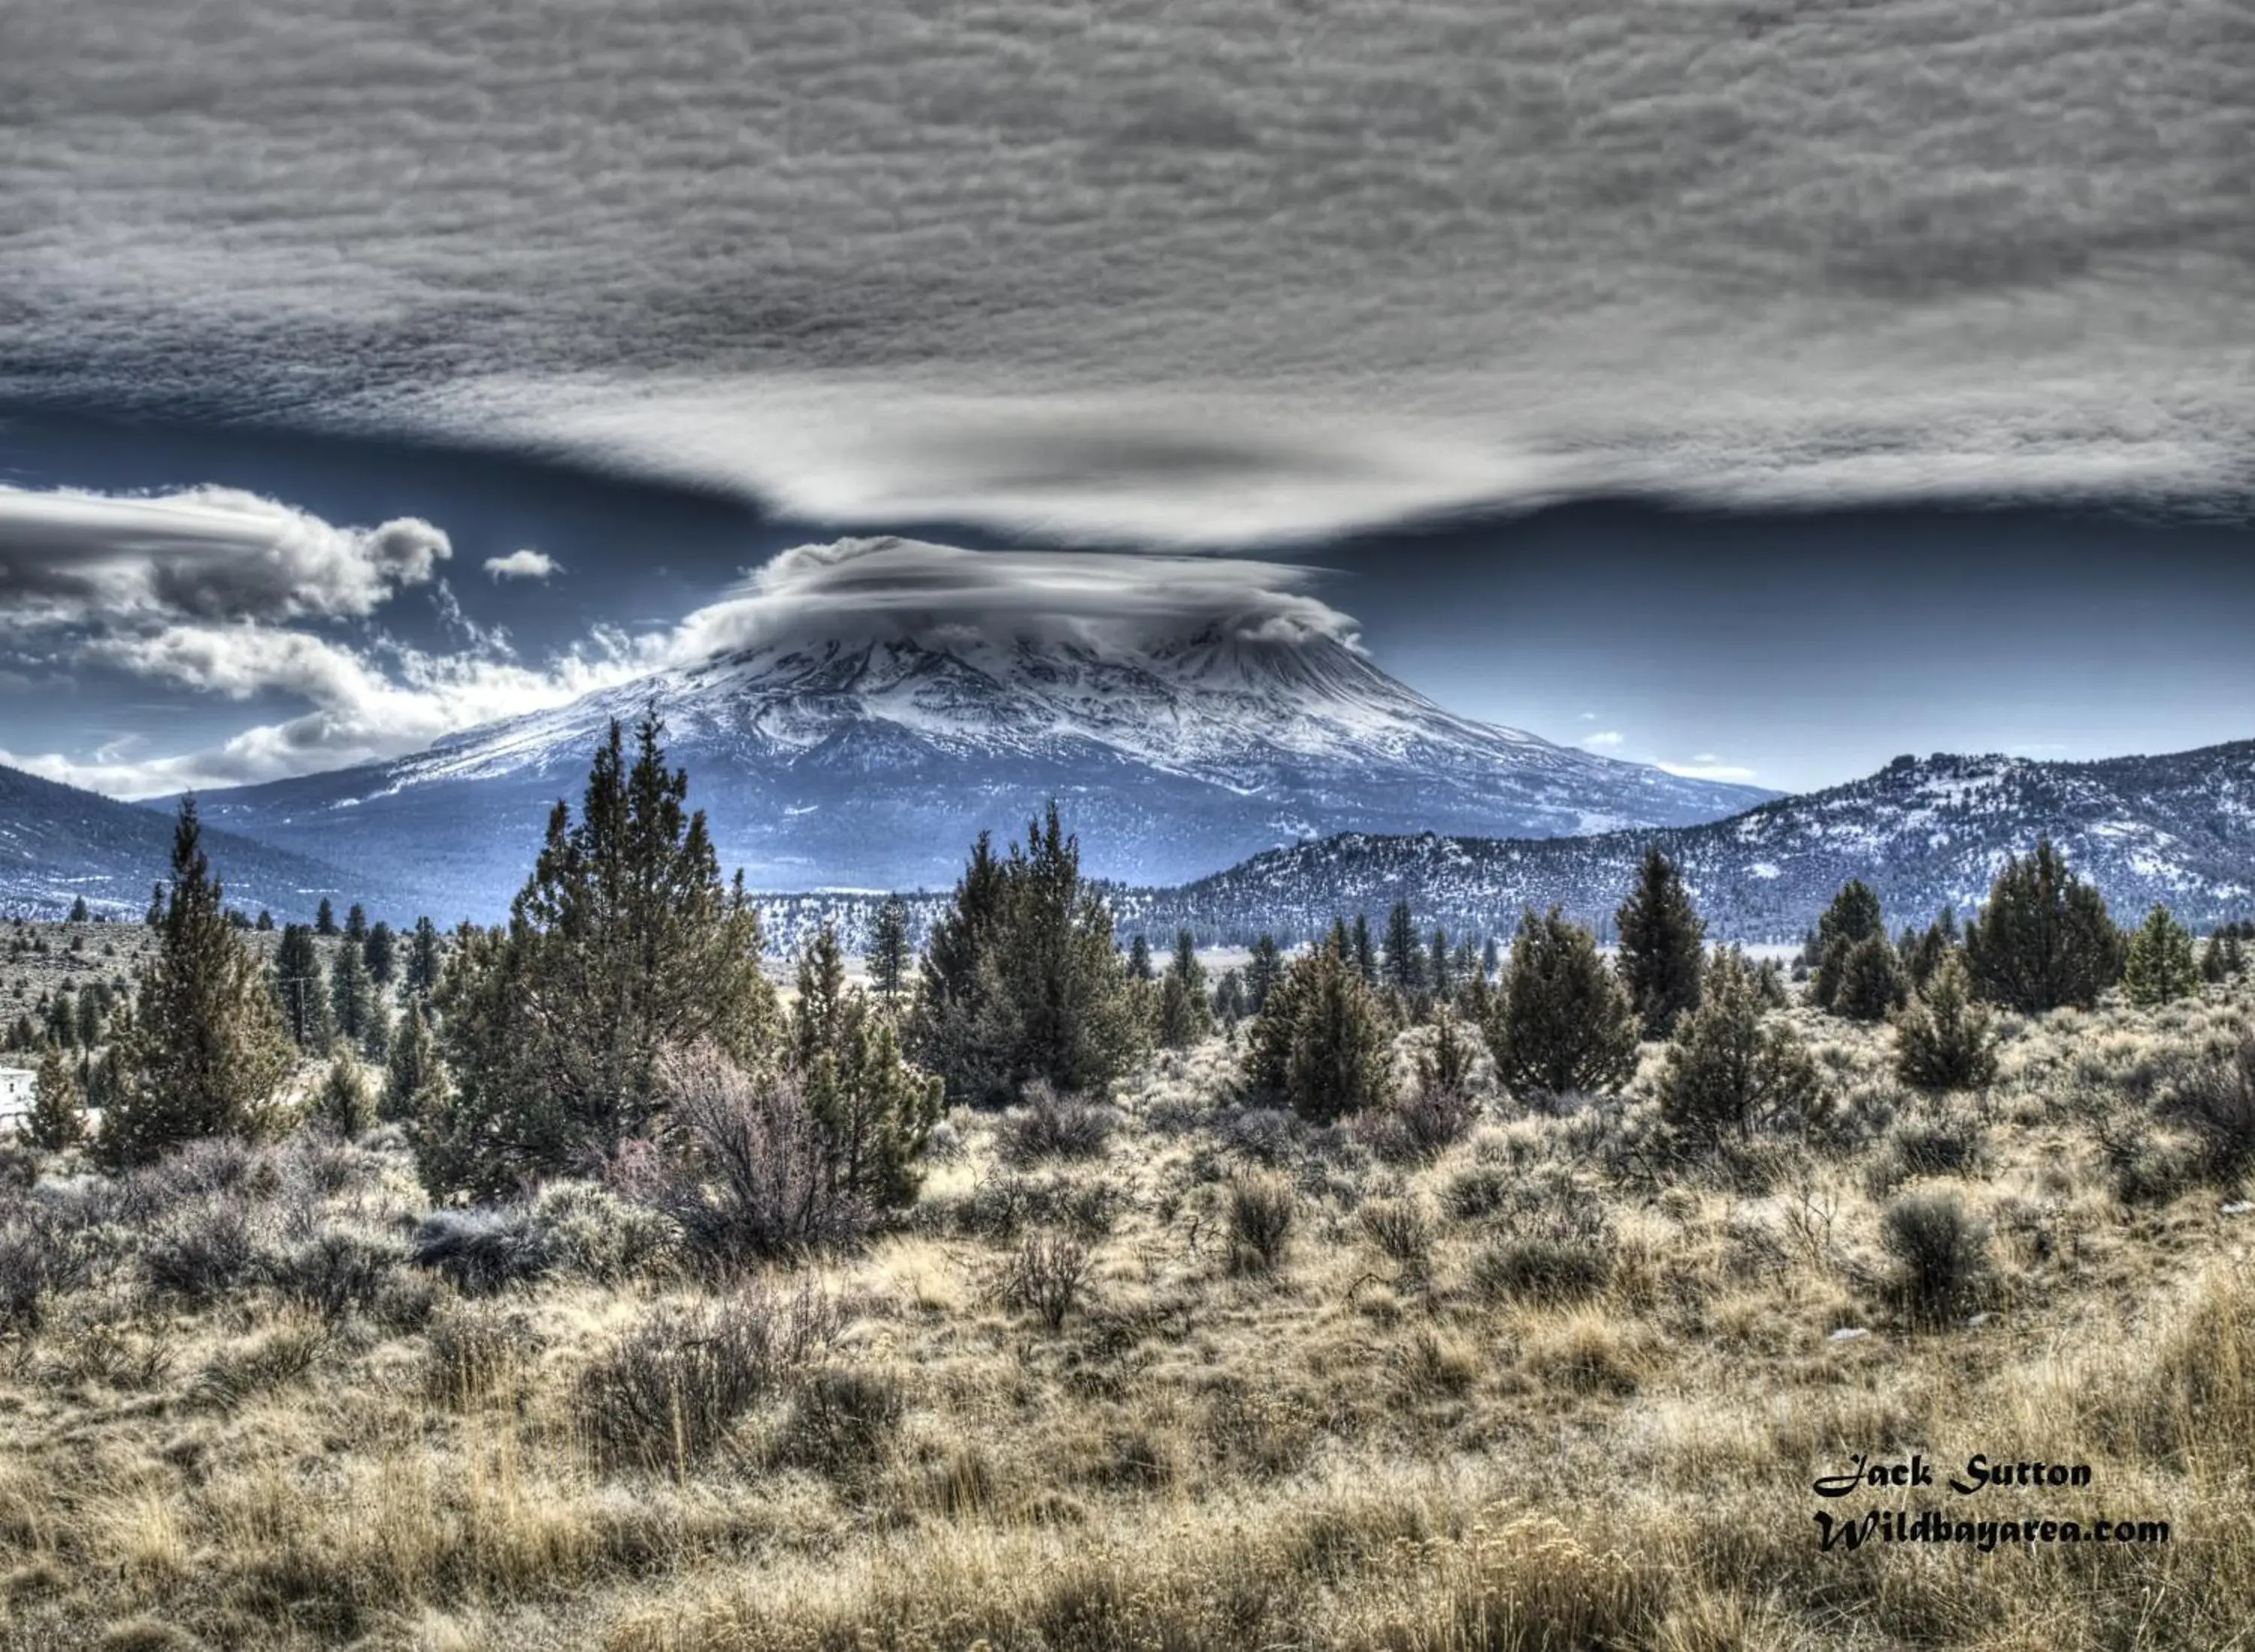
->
left=4, top=990, right=2253, bottom=1650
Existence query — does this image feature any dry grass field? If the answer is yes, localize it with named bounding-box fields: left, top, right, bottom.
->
left=4, top=976, right=2253, bottom=1651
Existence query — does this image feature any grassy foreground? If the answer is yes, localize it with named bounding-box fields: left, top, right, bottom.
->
left=4, top=987, right=2253, bottom=1651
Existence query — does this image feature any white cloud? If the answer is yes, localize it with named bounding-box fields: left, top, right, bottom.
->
left=1660, top=758, right=1759, bottom=783
left=0, top=485, right=449, bottom=626
left=0, top=1, right=2246, bottom=544
left=5, top=534, right=1364, bottom=794
left=1579, top=730, right=1624, bottom=749
left=483, top=549, right=558, bottom=582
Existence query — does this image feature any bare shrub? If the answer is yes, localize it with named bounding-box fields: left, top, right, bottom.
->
left=1357, top=1082, right=1480, bottom=1166
left=141, top=1196, right=272, bottom=1304
left=1215, top=1107, right=1304, bottom=1167
left=577, top=1282, right=841, bottom=1474
left=422, top=1301, right=545, bottom=1407
left=773, top=1366, right=907, bottom=1479
left=269, top=1229, right=407, bottom=1322
left=1864, top=1108, right=1989, bottom=1196
left=409, top=1206, right=551, bottom=1294
left=991, top=1230, right=1091, bottom=1330
left=1224, top=1172, right=1296, bottom=1275
left=1879, top=1190, right=1993, bottom=1324
left=2159, top=1039, right=2255, bottom=1184
left=0, top=1207, right=98, bottom=1338
left=1358, top=1197, right=1436, bottom=1275
left=638, top=1051, right=875, bottom=1265
left=997, top=1082, right=1118, bottom=1166
left=528, top=1181, right=680, bottom=1283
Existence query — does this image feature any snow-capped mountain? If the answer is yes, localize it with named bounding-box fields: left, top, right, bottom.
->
left=186, top=625, right=1769, bottom=921
left=1109, top=743, right=2255, bottom=945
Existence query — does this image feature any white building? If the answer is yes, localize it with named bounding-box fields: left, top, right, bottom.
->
left=0, top=1063, right=35, bottom=1128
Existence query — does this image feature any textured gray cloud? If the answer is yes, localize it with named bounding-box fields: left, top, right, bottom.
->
left=661, top=535, right=1361, bottom=658
left=0, top=485, right=449, bottom=625
left=2, top=2, right=2250, bottom=540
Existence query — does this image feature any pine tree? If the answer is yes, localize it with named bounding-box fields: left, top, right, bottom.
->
left=1243, top=935, right=1393, bottom=1125
left=1213, top=968, right=1248, bottom=1030
left=271, top=923, right=328, bottom=1049
left=146, top=882, right=165, bottom=927
left=1427, top=927, right=1453, bottom=1006
left=1893, top=955, right=1999, bottom=1094
left=1832, top=933, right=1908, bottom=1021
left=344, top=903, right=368, bottom=942
left=1351, top=915, right=1378, bottom=986
left=1485, top=907, right=1640, bottom=1106
left=67, top=897, right=89, bottom=924
left=792, top=924, right=943, bottom=1213
left=1246, top=935, right=1284, bottom=1014
left=404, top=916, right=443, bottom=999
left=1811, top=881, right=1887, bottom=1012
left=1616, top=846, right=1706, bottom=1037
left=1963, top=840, right=2124, bottom=1013
left=1479, top=933, right=1501, bottom=982
left=1158, top=929, right=1212, bottom=1049
left=254, top=909, right=274, bottom=932
left=25, top=1041, right=87, bottom=1152
left=316, top=897, right=337, bottom=936
left=383, top=997, right=443, bottom=1123
left=2202, top=934, right=2229, bottom=984
left=418, top=713, right=782, bottom=1198
left=329, top=937, right=380, bottom=1056
left=1381, top=901, right=1426, bottom=1000
left=908, top=804, right=1144, bottom=1106
left=1654, top=949, right=1825, bottom=1142
left=869, top=897, right=913, bottom=1006
left=1128, top=934, right=1155, bottom=982
left=2123, top=905, right=2200, bottom=1006
left=314, top=1051, right=375, bottom=1136
left=101, top=800, right=293, bottom=1169
left=364, top=921, right=397, bottom=988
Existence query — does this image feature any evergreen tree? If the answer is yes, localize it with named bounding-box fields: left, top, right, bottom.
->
left=792, top=924, right=943, bottom=1212
left=1902, top=905, right=1958, bottom=989
left=1832, top=933, right=1908, bottom=1021
left=383, top=997, right=443, bottom=1123
left=1963, top=840, right=2124, bottom=1012
left=2123, top=905, right=2200, bottom=1006
left=1158, top=929, right=1212, bottom=1049
left=1484, top=907, right=1640, bottom=1106
left=1213, top=968, right=1248, bottom=1030
left=1893, top=955, right=1999, bottom=1094
left=2202, top=933, right=2229, bottom=984
left=1427, top=927, right=1453, bottom=1006
left=1351, top=915, right=1378, bottom=986
left=254, top=909, right=274, bottom=932
left=418, top=713, right=781, bottom=1198
left=869, top=896, right=913, bottom=1006
left=1654, top=949, right=1825, bottom=1142
left=1243, top=935, right=1393, bottom=1125
left=1810, top=881, right=1887, bottom=1012
left=314, top=1051, right=375, bottom=1136
left=67, top=896, right=90, bottom=924
left=1246, top=934, right=1284, bottom=1014
left=329, top=938, right=383, bottom=1057
left=271, top=924, right=331, bottom=1050
left=908, top=805, right=1144, bottom=1106
left=1381, top=901, right=1426, bottom=999
left=364, top=921, right=397, bottom=988
left=1127, top=934, right=1155, bottom=982
left=1479, top=933, right=1501, bottom=982
left=101, top=800, right=293, bottom=1168
left=316, top=897, right=337, bottom=936
left=25, top=1041, right=87, bottom=1152
left=146, top=882, right=165, bottom=927
left=404, top=916, right=444, bottom=999
left=1616, top=846, right=1706, bottom=1037
left=344, top=903, right=368, bottom=942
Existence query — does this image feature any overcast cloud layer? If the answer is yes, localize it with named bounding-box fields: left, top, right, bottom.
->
left=3, top=1, right=2249, bottom=542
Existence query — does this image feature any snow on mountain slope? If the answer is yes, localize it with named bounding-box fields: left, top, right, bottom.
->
left=1109, top=744, right=2255, bottom=945
left=187, top=624, right=1770, bottom=919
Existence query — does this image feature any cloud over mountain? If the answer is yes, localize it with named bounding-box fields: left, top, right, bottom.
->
left=2, top=2, right=2247, bottom=543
